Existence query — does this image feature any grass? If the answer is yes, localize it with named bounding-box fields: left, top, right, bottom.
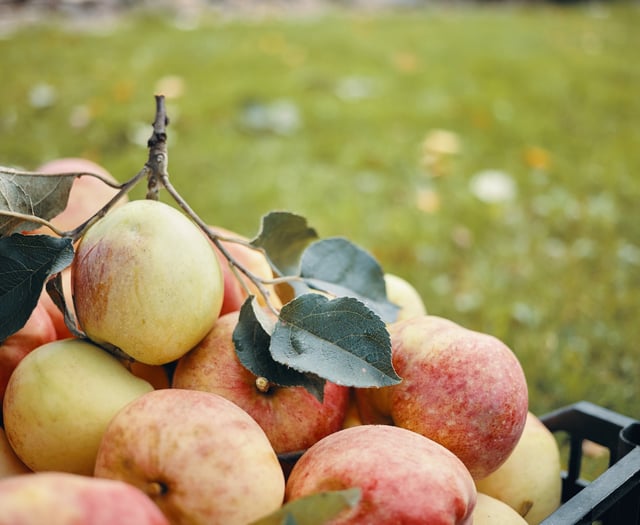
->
left=1, top=2, right=639, bottom=420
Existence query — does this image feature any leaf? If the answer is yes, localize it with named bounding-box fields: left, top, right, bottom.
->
left=0, top=167, right=77, bottom=235
left=249, top=488, right=361, bottom=525
left=270, top=294, right=401, bottom=388
left=0, top=234, right=74, bottom=341
left=45, top=273, right=84, bottom=338
left=233, top=297, right=326, bottom=401
left=299, top=237, right=399, bottom=323
left=251, top=212, right=318, bottom=276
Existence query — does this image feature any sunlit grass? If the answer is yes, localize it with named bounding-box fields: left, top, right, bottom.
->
left=1, top=2, right=639, bottom=419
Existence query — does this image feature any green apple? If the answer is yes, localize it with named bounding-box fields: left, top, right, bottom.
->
left=475, top=412, right=562, bottom=524
left=72, top=199, right=224, bottom=365
left=473, top=493, right=529, bottom=525
left=94, top=388, right=285, bottom=525
left=0, top=471, right=170, bottom=525
left=2, top=338, right=153, bottom=475
left=383, top=272, right=427, bottom=321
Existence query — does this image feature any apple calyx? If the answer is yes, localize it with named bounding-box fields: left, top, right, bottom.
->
left=146, top=480, right=169, bottom=498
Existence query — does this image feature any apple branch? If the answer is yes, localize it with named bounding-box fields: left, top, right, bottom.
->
left=145, top=95, right=284, bottom=315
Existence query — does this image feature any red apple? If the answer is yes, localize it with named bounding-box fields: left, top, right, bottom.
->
left=172, top=311, right=351, bottom=454
left=285, top=424, right=477, bottom=524
left=94, top=388, right=285, bottom=525
left=356, top=315, right=529, bottom=480
left=0, top=471, right=170, bottom=525
left=0, top=301, right=57, bottom=406
left=32, top=157, right=127, bottom=235
left=0, top=427, right=31, bottom=478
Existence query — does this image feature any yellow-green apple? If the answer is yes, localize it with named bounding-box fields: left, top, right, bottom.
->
left=383, top=273, right=427, bottom=321
left=32, top=157, right=128, bottom=235
left=72, top=200, right=224, bottom=365
left=475, top=411, right=562, bottom=524
left=355, top=315, right=529, bottom=480
left=0, top=471, right=170, bottom=525
left=285, top=424, right=477, bottom=524
left=0, top=427, right=30, bottom=478
left=94, top=388, right=285, bottom=525
left=472, top=493, right=529, bottom=525
left=172, top=311, right=351, bottom=454
left=2, top=338, right=153, bottom=475
left=208, top=225, right=282, bottom=315
left=0, top=301, right=57, bottom=407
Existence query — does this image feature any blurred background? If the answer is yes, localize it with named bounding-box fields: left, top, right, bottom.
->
left=1, top=0, right=638, bottom=421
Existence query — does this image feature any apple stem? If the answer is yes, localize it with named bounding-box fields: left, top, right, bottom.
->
left=255, top=376, right=271, bottom=394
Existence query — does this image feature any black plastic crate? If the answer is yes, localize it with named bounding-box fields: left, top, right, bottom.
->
left=540, top=401, right=640, bottom=525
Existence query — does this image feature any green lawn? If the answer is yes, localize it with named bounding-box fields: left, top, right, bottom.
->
left=1, top=2, right=639, bottom=419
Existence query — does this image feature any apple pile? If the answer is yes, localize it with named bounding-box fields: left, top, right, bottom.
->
left=0, top=155, right=563, bottom=525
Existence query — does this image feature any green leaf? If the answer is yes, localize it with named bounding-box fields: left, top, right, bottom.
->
left=251, top=211, right=318, bottom=276
left=0, top=167, right=76, bottom=235
left=0, top=234, right=74, bottom=341
left=270, top=293, right=401, bottom=388
left=233, top=297, right=326, bottom=400
left=248, top=488, right=361, bottom=525
left=300, top=237, right=399, bottom=323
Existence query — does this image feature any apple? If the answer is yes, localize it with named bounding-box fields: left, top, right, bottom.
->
left=475, top=411, right=562, bottom=524
left=355, top=315, right=529, bottom=480
left=472, top=493, right=529, bottom=525
left=2, top=338, right=154, bottom=475
left=285, top=424, right=477, bottom=524
left=0, top=301, right=57, bottom=407
left=94, top=388, right=285, bottom=525
left=0, top=427, right=30, bottom=478
left=72, top=199, right=224, bottom=365
left=172, top=311, right=351, bottom=454
left=32, top=157, right=128, bottom=235
left=0, top=471, right=170, bottom=525
left=383, top=272, right=427, bottom=321
left=208, top=225, right=282, bottom=315
left=126, top=361, right=171, bottom=390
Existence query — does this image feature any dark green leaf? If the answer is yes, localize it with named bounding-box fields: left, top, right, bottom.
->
left=233, top=297, right=326, bottom=400
left=0, top=234, right=74, bottom=341
left=0, top=167, right=76, bottom=235
left=270, top=293, right=401, bottom=388
left=45, top=273, right=83, bottom=338
left=248, top=488, right=361, bottom=525
left=251, top=212, right=318, bottom=276
left=300, top=237, right=399, bottom=323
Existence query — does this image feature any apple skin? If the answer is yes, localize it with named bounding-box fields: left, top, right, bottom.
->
left=0, top=427, right=31, bottom=478
left=475, top=411, right=562, bottom=524
left=285, top=424, right=477, bottom=524
left=38, top=268, right=74, bottom=340
left=32, top=157, right=127, bottom=234
left=355, top=315, right=529, bottom=480
left=0, top=471, right=170, bottom=525
left=172, top=311, right=351, bottom=454
left=94, top=388, right=285, bottom=525
left=473, top=493, right=529, bottom=525
left=383, top=273, right=427, bottom=321
left=72, top=199, right=224, bottom=365
left=0, top=301, right=57, bottom=407
left=208, top=225, right=282, bottom=315
left=2, top=338, right=154, bottom=475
